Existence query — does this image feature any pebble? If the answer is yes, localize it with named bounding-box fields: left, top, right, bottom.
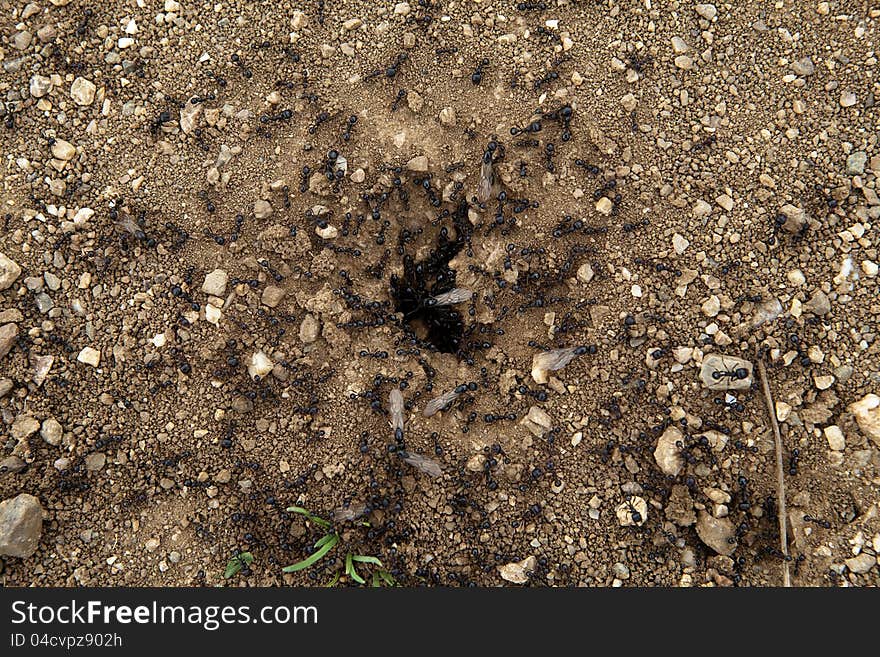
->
left=612, top=562, right=630, bottom=579
left=674, top=55, right=693, bottom=70
left=12, top=415, right=40, bottom=441
left=201, top=269, right=228, bottom=296
left=576, top=263, right=594, bottom=283
left=1, top=456, right=26, bottom=474
left=29, top=75, right=52, bottom=98
left=840, top=91, right=857, bottom=107
left=77, top=346, right=101, bottom=367
left=0, top=494, right=44, bottom=558
left=0, top=378, right=12, bottom=398
left=844, top=553, right=876, bottom=574
left=823, top=425, right=845, bottom=451
left=595, top=197, right=613, bottom=215
left=849, top=394, right=880, bottom=447
left=672, top=233, right=689, bottom=254
left=803, top=290, right=831, bottom=315
left=40, top=418, right=63, bottom=446
left=778, top=204, right=807, bottom=234
left=343, top=18, right=362, bottom=30
left=0, top=323, right=19, bottom=360
left=254, top=200, right=273, bottom=219
left=406, top=155, right=429, bottom=172
left=846, top=151, right=867, bottom=175
left=261, top=286, right=286, bottom=308
left=699, top=354, right=753, bottom=390
left=248, top=351, right=274, bottom=378
left=12, top=30, right=32, bottom=50
left=439, top=107, right=457, bottom=127
left=70, top=77, right=97, bottom=106
left=696, top=511, right=736, bottom=555
left=350, top=168, right=365, bottom=183
left=0, top=252, right=22, bottom=290
left=616, top=496, right=647, bottom=527
left=654, top=426, right=684, bottom=476
left=695, top=3, right=717, bottom=20
left=299, top=314, right=321, bottom=343
left=316, top=225, right=339, bottom=240
left=791, top=57, right=815, bottom=76
left=51, top=139, right=77, bottom=161
left=671, top=36, right=689, bottom=53
left=85, top=453, right=106, bottom=472
left=498, top=555, right=535, bottom=584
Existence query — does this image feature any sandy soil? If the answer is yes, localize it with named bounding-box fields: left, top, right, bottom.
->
left=1, top=0, right=879, bottom=587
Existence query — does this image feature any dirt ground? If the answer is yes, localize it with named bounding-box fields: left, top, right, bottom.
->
left=1, top=0, right=879, bottom=587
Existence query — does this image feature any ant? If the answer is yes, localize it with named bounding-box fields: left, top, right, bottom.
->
left=711, top=367, right=749, bottom=382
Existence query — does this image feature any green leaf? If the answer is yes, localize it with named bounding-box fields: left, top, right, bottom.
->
left=351, top=555, right=383, bottom=566
left=371, top=572, right=381, bottom=588
left=223, top=552, right=254, bottom=579
left=344, top=552, right=354, bottom=576
left=325, top=572, right=340, bottom=587
left=287, top=506, right=331, bottom=528
left=378, top=570, right=397, bottom=586
left=314, top=533, right=337, bottom=549
left=349, top=562, right=366, bottom=585
left=282, top=534, right=339, bottom=572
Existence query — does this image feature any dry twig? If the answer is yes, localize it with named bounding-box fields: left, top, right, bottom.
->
left=757, top=358, right=791, bottom=587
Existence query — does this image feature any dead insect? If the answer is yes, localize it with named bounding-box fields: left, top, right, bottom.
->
left=428, top=288, right=473, bottom=307
left=531, top=345, right=593, bottom=383
left=332, top=501, right=369, bottom=523
left=423, top=385, right=465, bottom=417
left=389, top=388, right=405, bottom=441
left=398, top=450, right=443, bottom=477
left=478, top=150, right=496, bottom=204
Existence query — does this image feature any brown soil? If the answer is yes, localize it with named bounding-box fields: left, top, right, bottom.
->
left=1, top=0, right=879, bottom=587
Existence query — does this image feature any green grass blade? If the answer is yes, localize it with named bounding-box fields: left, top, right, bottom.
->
left=325, top=572, right=340, bottom=587
left=344, top=552, right=353, bottom=576
left=349, top=562, right=366, bottom=585
left=223, top=552, right=254, bottom=579
left=282, top=534, right=338, bottom=572
left=379, top=570, right=397, bottom=586
left=314, top=533, right=337, bottom=549
left=371, top=572, right=381, bottom=587
left=351, top=555, right=383, bottom=566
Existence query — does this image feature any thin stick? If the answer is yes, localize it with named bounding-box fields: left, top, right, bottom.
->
left=757, top=358, right=791, bottom=587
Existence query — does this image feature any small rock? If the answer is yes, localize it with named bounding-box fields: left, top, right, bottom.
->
left=526, top=405, right=553, bottom=430
left=791, top=57, right=815, bottom=76
left=595, top=197, right=613, bottom=215
left=1, top=456, right=26, bottom=474
left=576, top=263, right=594, bottom=283
left=696, top=511, right=736, bottom=555
left=695, top=3, right=717, bottom=20
left=29, top=74, right=52, bottom=98
left=254, top=199, right=273, bottom=219
left=12, top=415, right=40, bottom=441
left=0, top=252, right=22, bottom=290
left=0, top=378, right=12, bottom=397
left=201, top=269, right=228, bottom=296
left=350, top=168, right=365, bottom=183
left=699, top=354, right=753, bottom=390
left=672, top=233, right=689, bottom=254
left=248, top=351, right=274, bottom=378
left=778, top=204, right=807, bottom=234
left=498, top=555, right=535, bottom=584
left=70, top=77, right=97, bottom=106
left=41, top=418, right=63, bottom=446
left=846, top=151, right=867, bottom=176
left=845, top=553, right=876, bottom=574
left=612, top=562, right=630, bottom=579
left=840, top=91, right=857, bottom=108
left=85, top=452, right=106, bottom=472
left=0, top=494, right=43, bottom=558
left=12, top=30, right=33, bottom=50
left=654, top=426, right=684, bottom=477
left=406, top=155, right=429, bottom=172
left=261, top=286, right=286, bottom=308
left=671, top=36, right=690, bottom=53
left=803, top=290, right=831, bottom=316
left=76, top=346, right=101, bottom=367
left=439, top=107, right=456, bottom=126
left=299, top=314, right=321, bottom=343
left=823, top=425, right=845, bottom=451
left=0, top=323, right=19, bottom=359
left=343, top=18, right=362, bottom=30
left=616, top=496, right=648, bottom=527
left=51, top=139, right=76, bottom=161
left=316, top=225, right=339, bottom=240
left=849, top=394, right=880, bottom=447
left=674, top=55, right=693, bottom=70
